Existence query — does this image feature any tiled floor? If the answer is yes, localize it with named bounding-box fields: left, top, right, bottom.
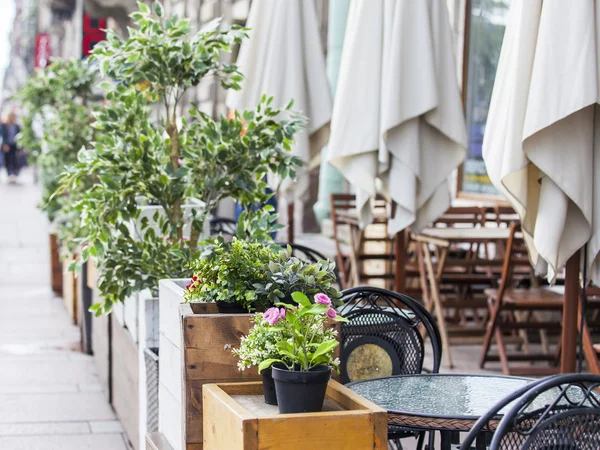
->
left=0, top=168, right=129, bottom=450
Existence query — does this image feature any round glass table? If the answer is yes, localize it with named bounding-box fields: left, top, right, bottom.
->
left=347, top=374, right=537, bottom=449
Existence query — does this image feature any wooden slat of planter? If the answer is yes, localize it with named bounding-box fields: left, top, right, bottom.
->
left=182, top=308, right=261, bottom=448
left=112, top=314, right=140, bottom=450
left=255, top=412, right=377, bottom=449
left=87, top=258, right=97, bottom=289
left=202, top=383, right=257, bottom=450
left=50, top=233, right=63, bottom=295
left=62, top=254, right=78, bottom=326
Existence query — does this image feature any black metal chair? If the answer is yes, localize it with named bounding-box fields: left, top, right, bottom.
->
left=209, top=217, right=237, bottom=239
left=461, top=374, right=600, bottom=450
left=338, top=286, right=442, bottom=449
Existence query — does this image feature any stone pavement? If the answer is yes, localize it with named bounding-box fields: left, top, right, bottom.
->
left=0, top=168, right=129, bottom=450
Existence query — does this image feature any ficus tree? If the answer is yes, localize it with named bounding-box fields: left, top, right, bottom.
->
left=57, top=2, right=304, bottom=314
left=15, top=58, right=99, bottom=248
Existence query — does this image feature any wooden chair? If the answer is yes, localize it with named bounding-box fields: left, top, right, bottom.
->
left=430, top=206, right=501, bottom=330
left=479, top=222, right=564, bottom=375
left=579, top=286, right=600, bottom=374
left=329, top=194, right=391, bottom=288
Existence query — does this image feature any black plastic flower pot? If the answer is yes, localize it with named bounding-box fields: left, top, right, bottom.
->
left=271, top=363, right=331, bottom=414
left=215, top=301, right=248, bottom=314
left=261, top=367, right=278, bottom=405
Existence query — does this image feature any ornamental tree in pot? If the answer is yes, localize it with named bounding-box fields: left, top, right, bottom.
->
left=57, top=1, right=304, bottom=315
left=16, top=58, right=99, bottom=314
left=53, top=3, right=303, bottom=448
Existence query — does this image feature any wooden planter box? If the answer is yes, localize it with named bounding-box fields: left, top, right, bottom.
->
left=50, top=233, right=62, bottom=295
left=158, top=279, right=260, bottom=450
left=202, top=380, right=387, bottom=450
left=112, top=313, right=140, bottom=450
left=158, top=279, right=343, bottom=450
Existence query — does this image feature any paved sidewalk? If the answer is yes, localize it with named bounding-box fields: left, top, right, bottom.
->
left=0, top=168, right=129, bottom=450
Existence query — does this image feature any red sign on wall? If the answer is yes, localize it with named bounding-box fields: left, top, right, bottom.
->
left=82, top=14, right=106, bottom=57
left=35, top=33, right=50, bottom=68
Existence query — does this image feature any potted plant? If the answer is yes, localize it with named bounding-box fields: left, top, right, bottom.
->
left=232, top=312, right=289, bottom=405
left=16, top=58, right=99, bottom=320
left=254, top=247, right=342, bottom=305
left=251, top=292, right=347, bottom=413
left=184, top=238, right=281, bottom=313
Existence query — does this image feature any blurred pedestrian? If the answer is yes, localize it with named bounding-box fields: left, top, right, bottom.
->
left=2, top=112, right=21, bottom=183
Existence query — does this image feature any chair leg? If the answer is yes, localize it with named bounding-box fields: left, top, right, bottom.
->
left=495, top=325, right=511, bottom=375
left=480, top=297, right=501, bottom=368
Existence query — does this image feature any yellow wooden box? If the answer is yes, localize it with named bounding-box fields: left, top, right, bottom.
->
left=202, top=380, right=387, bottom=450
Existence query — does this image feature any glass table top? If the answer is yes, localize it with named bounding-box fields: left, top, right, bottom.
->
left=348, top=374, right=535, bottom=419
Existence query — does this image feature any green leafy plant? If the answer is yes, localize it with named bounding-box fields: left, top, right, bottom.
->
left=232, top=313, right=293, bottom=372
left=256, top=292, right=347, bottom=373
left=253, top=248, right=342, bottom=305
left=55, top=1, right=304, bottom=314
left=184, top=238, right=281, bottom=311
left=16, top=59, right=98, bottom=225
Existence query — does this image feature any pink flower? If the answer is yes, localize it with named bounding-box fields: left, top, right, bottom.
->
left=264, top=307, right=282, bottom=326
left=326, top=307, right=337, bottom=319
left=315, top=293, right=331, bottom=306
left=278, top=308, right=287, bottom=320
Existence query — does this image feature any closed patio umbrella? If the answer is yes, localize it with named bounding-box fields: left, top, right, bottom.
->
left=483, top=0, right=600, bottom=372
left=327, top=0, right=467, bottom=236
left=226, top=0, right=332, bottom=238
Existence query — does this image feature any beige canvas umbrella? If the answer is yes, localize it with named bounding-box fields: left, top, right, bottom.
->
left=483, top=0, right=600, bottom=372
left=327, top=0, right=467, bottom=236
left=226, top=0, right=331, bottom=239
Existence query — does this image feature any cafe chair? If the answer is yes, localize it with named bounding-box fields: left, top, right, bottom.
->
left=461, top=374, right=600, bottom=450
left=329, top=193, right=391, bottom=289
left=209, top=216, right=237, bottom=239
left=479, top=222, right=564, bottom=375
left=338, top=286, right=442, bottom=450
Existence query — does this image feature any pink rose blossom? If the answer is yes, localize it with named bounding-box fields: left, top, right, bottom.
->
left=326, top=307, right=337, bottom=319
left=315, top=293, right=331, bottom=306
left=264, top=307, right=282, bottom=326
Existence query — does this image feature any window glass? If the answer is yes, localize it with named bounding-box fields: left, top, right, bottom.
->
left=461, top=0, right=511, bottom=195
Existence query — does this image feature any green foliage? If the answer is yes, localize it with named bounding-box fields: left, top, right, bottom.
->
left=256, top=293, right=347, bottom=373
left=93, top=3, right=247, bottom=103
left=15, top=57, right=98, bottom=247
left=52, top=1, right=304, bottom=313
left=253, top=247, right=341, bottom=305
left=232, top=312, right=293, bottom=372
left=184, top=238, right=281, bottom=311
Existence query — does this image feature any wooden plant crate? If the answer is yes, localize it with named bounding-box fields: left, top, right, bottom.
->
left=158, top=279, right=341, bottom=450
left=202, top=380, right=387, bottom=450
left=49, top=233, right=62, bottom=295
left=158, top=279, right=261, bottom=450
left=112, top=314, right=140, bottom=450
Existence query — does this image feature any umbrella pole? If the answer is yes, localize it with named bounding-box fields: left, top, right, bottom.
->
left=561, top=249, right=581, bottom=373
